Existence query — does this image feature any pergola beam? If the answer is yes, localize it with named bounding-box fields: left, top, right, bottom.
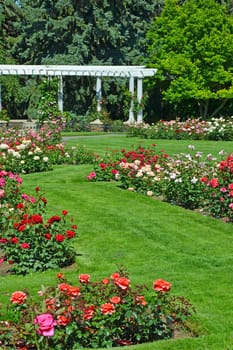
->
left=0, top=65, right=157, bottom=121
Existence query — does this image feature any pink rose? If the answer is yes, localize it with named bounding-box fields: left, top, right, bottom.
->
left=34, top=313, right=56, bottom=336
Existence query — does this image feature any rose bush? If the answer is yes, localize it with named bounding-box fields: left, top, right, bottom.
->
left=0, top=172, right=78, bottom=275
left=127, top=116, right=233, bottom=141
left=87, top=146, right=233, bottom=222
left=0, top=121, right=97, bottom=174
left=0, top=268, right=195, bottom=349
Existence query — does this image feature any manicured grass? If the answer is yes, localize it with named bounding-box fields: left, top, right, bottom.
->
left=63, top=133, right=233, bottom=159
left=1, top=136, right=233, bottom=350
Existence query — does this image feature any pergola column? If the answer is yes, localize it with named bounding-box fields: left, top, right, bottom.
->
left=137, top=78, right=143, bottom=123
left=58, top=76, right=63, bottom=113
left=0, top=83, right=2, bottom=113
left=127, top=77, right=135, bottom=123
left=96, top=77, right=102, bottom=112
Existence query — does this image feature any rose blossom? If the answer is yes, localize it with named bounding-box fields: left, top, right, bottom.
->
left=102, top=278, right=110, bottom=284
left=83, top=305, right=95, bottom=320
left=111, top=272, right=120, bottom=279
left=110, top=296, right=121, bottom=304
left=79, top=274, right=90, bottom=283
left=20, top=243, right=30, bottom=249
left=57, top=314, right=71, bottom=326
left=55, top=234, right=65, bottom=242
left=153, top=279, right=171, bottom=293
left=100, top=303, right=115, bottom=315
left=58, top=283, right=81, bottom=297
left=10, top=291, right=27, bottom=304
left=114, top=277, right=130, bottom=290
left=34, top=313, right=56, bottom=336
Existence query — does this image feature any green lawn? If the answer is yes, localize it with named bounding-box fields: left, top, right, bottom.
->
left=62, top=133, right=233, bottom=159
left=1, top=135, right=233, bottom=350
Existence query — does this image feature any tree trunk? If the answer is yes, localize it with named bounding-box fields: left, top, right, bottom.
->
left=210, top=99, right=228, bottom=118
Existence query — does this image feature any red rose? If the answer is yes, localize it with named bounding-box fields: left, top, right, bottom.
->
left=20, top=243, right=30, bottom=249
left=18, top=224, right=26, bottom=232
left=62, top=210, right=68, bottom=216
left=16, top=203, right=24, bottom=209
left=79, top=274, right=90, bottom=284
left=30, top=214, right=43, bottom=224
left=153, top=279, right=171, bottom=293
left=100, top=303, right=115, bottom=315
left=208, top=178, right=219, bottom=188
left=48, top=215, right=61, bottom=224
left=55, top=235, right=65, bottom=243
left=200, top=176, right=208, bottom=183
left=110, top=296, right=121, bottom=304
left=11, top=237, right=19, bottom=244
left=114, top=277, right=130, bottom=290
left=45, top=233, right=52, bottom=240
left=110, top=272, right=120, bottom=280
left=66, top=230, right=76, bottom=239
left=83, top=305, right=95, bottom=320
left=10, top=291, right=27, bottom=304
left=57, top=314, right=71, bottom=326
left=58, top=283, right=81, bottom=297
left=102, top=278, right=110, bottom=285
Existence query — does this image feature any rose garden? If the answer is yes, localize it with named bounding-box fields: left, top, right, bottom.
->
left=0, top=117, right=232, bottom=349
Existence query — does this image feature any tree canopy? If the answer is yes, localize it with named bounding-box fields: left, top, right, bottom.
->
left=147, top=0, right=233, bottom=118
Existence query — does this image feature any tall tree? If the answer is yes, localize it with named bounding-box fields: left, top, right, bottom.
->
left=0, top=0, right=28, bottom=118
left=147, top=0, right=233, bottom=118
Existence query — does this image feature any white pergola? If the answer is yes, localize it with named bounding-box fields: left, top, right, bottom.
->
left=0, top=65, right=157, bottom=123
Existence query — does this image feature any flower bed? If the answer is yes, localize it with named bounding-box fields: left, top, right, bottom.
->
left=0, top=269, right=195, bottom=349
left=0, top=170, right=78, bottom=275
left=127, top=117, right=233, bottom=141
left=0, top=121, right=98, bottom=174
left=87, top=145, right=233, bottom=222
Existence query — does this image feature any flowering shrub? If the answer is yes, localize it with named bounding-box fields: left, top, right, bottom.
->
left=202, top=154, right=233, bottom=221
left=0, top=126, right=63, bottom=173
left=0, top=172, right=78, bottom=275
left=87, top=146, right=233, bottom=222
left=0, top=268, right=195, bottom=349
left=127, top=116, right=233, bottom=141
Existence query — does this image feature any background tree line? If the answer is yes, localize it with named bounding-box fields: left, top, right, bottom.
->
left=0, top=0, right=233, bottom=122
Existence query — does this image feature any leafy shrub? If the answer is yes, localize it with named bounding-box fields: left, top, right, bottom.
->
left=0, top=268, right=195, bottom=349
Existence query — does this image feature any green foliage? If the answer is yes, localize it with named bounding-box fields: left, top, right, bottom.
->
left=147, top=0, right=233, bottom=118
